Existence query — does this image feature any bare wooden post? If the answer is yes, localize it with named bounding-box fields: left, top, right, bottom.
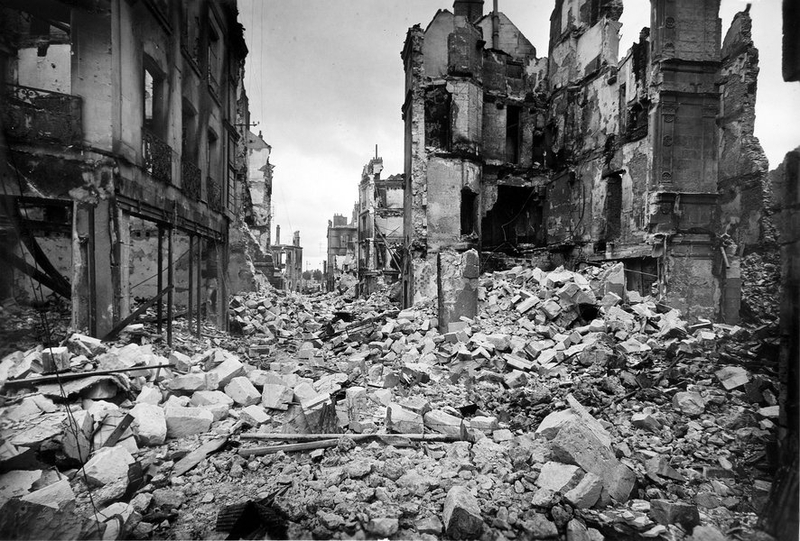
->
left=156, top=226, right=163, bottom=335
left=167, top=226, right=173, bottom=347
left=188, top=234, right=194, bottom=332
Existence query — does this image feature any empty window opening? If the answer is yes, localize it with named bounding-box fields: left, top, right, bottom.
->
left=624, top=257, right=658, bottom=296
left=506, top=105, right=521, bottom=164
left=143, top=58, right=167, bottom=138
left=460, top=188, right=478, bottom=236
left=605, top=174, right=622, bottom=240
left=425, top=86, right=451, bottom=150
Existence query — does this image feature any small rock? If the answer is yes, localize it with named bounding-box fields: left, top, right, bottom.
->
left=648, top=499, right=700, bottom=530
left=443, top=486, right=483, bottom=539
left=672, top=392, right=706, bottom=416
left=366, top=517, right=399, bottom=537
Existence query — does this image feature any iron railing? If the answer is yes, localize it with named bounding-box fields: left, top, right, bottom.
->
left=142, top=129, right=172, bottom=184
left=2, top=84, right=82, bottom=145
left=207, top=175, right=222, bottom=213
left=182, top=159, right=201, bottom=200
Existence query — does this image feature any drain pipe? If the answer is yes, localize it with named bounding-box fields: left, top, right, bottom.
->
left=492, top=0, right=500, bottom=49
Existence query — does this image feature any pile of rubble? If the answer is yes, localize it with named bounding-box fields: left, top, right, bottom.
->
left=0, top=263, right=780, bottom=540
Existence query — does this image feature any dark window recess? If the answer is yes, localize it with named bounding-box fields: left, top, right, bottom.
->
left=460, top=188, right=478, bottom=236
left=506, top=62, right=523, bottom=79
left=424, top=86, right=451, bottom=150
left=605, top=174, right=622, bottom=240
left=506, top=105, right=521, bottom=164
left=481, top=186, right=544, bottom=249
left=532, top=129, right=546, bottom=167
left=618, top=84, right=627, bottom=136
left=626, top=101, right=649, bottom=141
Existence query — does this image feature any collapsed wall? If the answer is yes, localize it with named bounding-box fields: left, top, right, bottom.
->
left=402, top=0, right=769, bottom=326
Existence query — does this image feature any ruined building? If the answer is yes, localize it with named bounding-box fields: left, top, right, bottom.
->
left=0, top=0, right=250, bottom=338
left=401, top=0, right=767, bottom=327
left=357, top=154, right=403, bottom=296
left=270, top=226, right=303, bottom=292
left=243, top=129, right=276, bottom=284
left=326, top=211, right=357, bottom=293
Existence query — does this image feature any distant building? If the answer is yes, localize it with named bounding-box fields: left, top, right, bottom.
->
left=357, top=155, right=403, bottom=295
left=325, top=210, right=357, bottom=292
left=270, top=226, right=303, bottom=292
left=401, top=0, right=766, bottom=326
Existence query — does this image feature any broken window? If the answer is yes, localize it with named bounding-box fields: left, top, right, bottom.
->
left=460, top=188, right=478, bottom=236
left=506, top=105, right=521, bottom=164
left=207, top=129, right=219, bottom=180
left=143, top=57, right=167, bottom=139
left=626, top=101, right=649, bottom=141
left=424, top=86, right=451, bottom=150
left=605, top=174, right=622, bottom=240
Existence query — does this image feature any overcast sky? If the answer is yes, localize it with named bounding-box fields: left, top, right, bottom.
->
left=238, top=0, right=800, bottom=271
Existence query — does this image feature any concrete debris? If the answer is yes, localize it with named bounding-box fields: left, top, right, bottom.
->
left=0, top=258, right=781, bottom=540
left=443, top=486, right=483, bottom=539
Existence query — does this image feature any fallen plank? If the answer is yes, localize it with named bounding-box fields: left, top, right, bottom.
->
left=239, top=439, right=340, bottom=457
left=173, top=436, right=229, bottom=477
left=3, top=364, right=175, bottom=387
left=238, top=432, right=462, bottom=442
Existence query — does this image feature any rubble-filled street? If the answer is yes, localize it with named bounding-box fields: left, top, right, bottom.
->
left=0, top=261, right=785, bottom=540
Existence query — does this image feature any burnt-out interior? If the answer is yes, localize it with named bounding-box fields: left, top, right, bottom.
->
left=624, top=257, right=658, bottom=296
left=481, top=186, right=544, bottom=251
left=460, top=187, right=478, bottom=236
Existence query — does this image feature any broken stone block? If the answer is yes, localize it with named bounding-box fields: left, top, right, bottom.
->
left=443, top=485, right=483, bottom=539
left=648, top=499, right=700, bottom=530
left=672, top=392, right=706, bottom=416
left=292, top=381, right=318, bottom=402
left=468, top=416, right=498, bottom=433
left=224, top=376, right=261, bottom=406
left=424, top=410, right=463, bottom=437
left=550, top=417, right=636, bottom=504
left=371, top=388, right=392, bottom=406
left=715, top=366, right=750, bottom=390
left=535, top=409, right=579, bottom=440
left=41, top=347, right=71, bottom=373
left=135, top=385, right=162, bottom=405
left=247, top=369, right=285, bottom=388
left=0, top=470, right=42, bottom=506
left=759, top=405, right=780, bottom=418
left=540, top=299, right=562, bottom=319
left=386, top=403, right=424, bottom=434
left=262, top=384, right=294, bottom=410
left=207, top=357, right=245, bottom=388
left=130, top=403, right=167, bottom=446
left=366, top=517, right=399, bottom=537
left=169, top=372, right=210, bottom=393
left=67, top=333, right=107, bottom=358
left=535, top=462, right=584, bottom=493
left=240, top=405, right=270, bottom=426
left=164, top=405, right=213, bottom=438
left=564, top=472, right=603, bottom=509
left=416, top=515, right=443, bottom=535
left=516, top=296, right=539, bottom=314
left=83, top=446, right=135, bottom=486
left=169, top=351, right=193, bottom=373
left=631, top=412, right=662, bottom=433
left=504, top=370, right=528, bottom=389
left=91, top=410, right=137, bottom=453
left=20, top=478, right=75, bottom=509
left=62, top=410, right=93, bottom=463
left=190, top=390, right=234, bottom=408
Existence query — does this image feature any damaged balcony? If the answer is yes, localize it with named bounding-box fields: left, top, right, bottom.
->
left=2, top=84, right=82, bottom=146
left=206, top=175, right=223, bottom=213
left=142, top=128, right=173, bottom=185
left=181, top=159, right=202, bottom=201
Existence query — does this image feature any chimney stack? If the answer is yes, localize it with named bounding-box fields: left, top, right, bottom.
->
left=275, top=225, right=281, bottom=245
left=293, top=231, right=300, bottom=247
left=453, top=0, right=484, bottom=22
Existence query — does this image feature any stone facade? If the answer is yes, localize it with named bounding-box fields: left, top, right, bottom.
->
left=401, top=0, right=767, bottom=325
left=357, top=156, right=403, bottom=296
